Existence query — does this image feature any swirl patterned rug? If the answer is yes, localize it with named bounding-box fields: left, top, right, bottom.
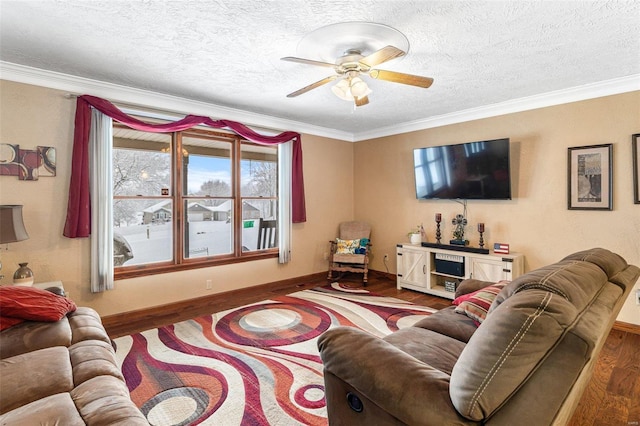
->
left=113, top=283, right=436, bottom=426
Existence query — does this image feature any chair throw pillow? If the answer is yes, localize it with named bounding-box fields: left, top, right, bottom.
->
left=0, top=286, right=77, bottom=331
left=336, top=238, right=361, bottom=254
left=453, top=281, right=509, bottom=325
left=354, top=238, right=369, bottom=254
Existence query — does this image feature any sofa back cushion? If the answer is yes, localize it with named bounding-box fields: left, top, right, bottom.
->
left=449, top=290, right=576, bottom=421
left=490, top=248, right=623, bottom=315
left=449, top=248, right=634, bottom=422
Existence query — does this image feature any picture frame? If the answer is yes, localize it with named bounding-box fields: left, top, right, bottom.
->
left=633, top=134, right=639, bottom=204
left=568, top=144, right=613, bottom=210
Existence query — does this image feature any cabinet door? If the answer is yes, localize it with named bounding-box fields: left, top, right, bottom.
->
left=470, top=257, right=512, bottom=282
left=398, top=249, right=427, bottom=288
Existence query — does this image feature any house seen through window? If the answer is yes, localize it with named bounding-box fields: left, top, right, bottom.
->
left=112, top=123, right=278, bottom=276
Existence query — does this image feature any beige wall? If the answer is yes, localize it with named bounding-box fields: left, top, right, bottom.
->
left=355, top=91, right=640, bottom=325
left=1, top=80, right=638, bottom=325
left=0, top=81, right=353, bottom=316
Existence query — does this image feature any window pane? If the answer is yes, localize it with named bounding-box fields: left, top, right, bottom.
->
left=184, top=199, right=233, bottom=258
left=113, top=199, right=173, bottom=266
left=241, top=143, right=277, bottom=197
left=183, top=135, right=232, bottom=197
left=113, top=129, right=171, bottom=197
left=242, top=199, right=277, bottom=251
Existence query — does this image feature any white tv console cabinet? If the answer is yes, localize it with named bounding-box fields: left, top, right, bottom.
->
left=396, top=243, right=524, bottom=300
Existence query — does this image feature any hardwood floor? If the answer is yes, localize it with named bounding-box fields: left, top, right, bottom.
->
left=104, top=272, right=639, bottom=426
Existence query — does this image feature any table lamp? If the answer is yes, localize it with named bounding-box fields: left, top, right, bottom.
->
left=0, top=205, right=30, bottom=282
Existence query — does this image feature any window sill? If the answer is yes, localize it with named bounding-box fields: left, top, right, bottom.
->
left=115, top=251, right=279, bottom=280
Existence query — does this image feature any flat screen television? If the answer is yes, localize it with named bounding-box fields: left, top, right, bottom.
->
left=414, top=138, right=511, bottom=200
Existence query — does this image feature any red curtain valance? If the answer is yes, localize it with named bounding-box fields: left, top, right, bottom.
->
left=63, top=95, right=306, bottom=238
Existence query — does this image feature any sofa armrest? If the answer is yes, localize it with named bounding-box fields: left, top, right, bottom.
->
left=455, top=279, right=495, bottom=298
left=318, top=327, right=472, bottom=425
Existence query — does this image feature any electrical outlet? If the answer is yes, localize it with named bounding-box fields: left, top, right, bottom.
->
left=206, top=279, right=212, bottom=290
left=384, top=254, right=389, bottom=262
left=636, top=289, right=640, bottom=305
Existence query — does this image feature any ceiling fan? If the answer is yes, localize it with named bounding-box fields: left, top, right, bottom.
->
left=281, top=45, right=434, bottom=107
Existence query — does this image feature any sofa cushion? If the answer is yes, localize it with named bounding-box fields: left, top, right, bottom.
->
left=71, top=375, right=149, bottom=425
left=68, top=307, right=113, bottom=346
left=0, top=393, right=86, bottom=425
left=0, top=307, right=109, bottom=360
left=384, top=326, right=466, bottom=375
left=69, top=339, right=125, bottom=386
left=0, top=286, right=76, bottom=325
left=0, top=317, right=73, bottom=359
left=412, top=307, right=478, bottom=343
left=449, top=289, right=577, bottom=421
left=0, top=346, right=74, bottom=414
left=490, top=249, right=616, bottom=315
left=562, top=247, right=629, bottom=281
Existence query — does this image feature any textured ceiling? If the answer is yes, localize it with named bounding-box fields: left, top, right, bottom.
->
left=1, top=1, right=639, bottom=137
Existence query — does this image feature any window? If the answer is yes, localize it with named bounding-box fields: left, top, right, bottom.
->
left=112, top=124, right=279, bottom=278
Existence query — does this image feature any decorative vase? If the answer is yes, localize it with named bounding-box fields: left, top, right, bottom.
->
left=409, top=233, right=422, bottom=245
left=13, top=262, right=34, bottom=286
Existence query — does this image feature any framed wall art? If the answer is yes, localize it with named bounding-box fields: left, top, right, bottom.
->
left=633, top=134, right=639, bottom=204
left=0, top=143, right=56, bottom=181
left=567, top=143, right=613, bottom=210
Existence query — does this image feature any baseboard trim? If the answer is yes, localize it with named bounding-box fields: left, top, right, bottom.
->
left=613, top=320, right=640, bottom=335
left=102, top=271, right=326, bottom=337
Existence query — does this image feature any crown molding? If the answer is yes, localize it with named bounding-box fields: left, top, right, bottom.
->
left=353, top=74, right=640, bottom=141
left=0, top=61, right=353, bottom=141
left=2, top=61, right=637, bottom=143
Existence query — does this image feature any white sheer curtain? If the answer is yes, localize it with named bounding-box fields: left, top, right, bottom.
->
left=89, top=109, right=114, bottom=292
left=278, top=142, right=292, bottom=263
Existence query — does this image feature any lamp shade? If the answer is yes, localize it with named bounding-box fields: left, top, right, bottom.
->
left=0, top=205, right=29, bottom=244
left=331, top=79, right=353, bottom=101
left=349, top=77, right=370, bottom=98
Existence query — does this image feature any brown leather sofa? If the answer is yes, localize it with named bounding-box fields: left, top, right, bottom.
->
left=318, top=248, right=639, bottom=425
left=0, top=306, right=147, bottom=425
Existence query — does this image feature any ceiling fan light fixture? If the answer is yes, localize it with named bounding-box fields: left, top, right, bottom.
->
left=350, top=77, right=371, bottom=98
left=331, top=78, right=354, bottom=101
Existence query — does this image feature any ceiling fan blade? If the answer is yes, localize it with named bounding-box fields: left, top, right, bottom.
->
left=369, top=69, right=434, bottom=88
left=286, top=75, right=338, bottom=97
left=359, top=45, right=406, bottom=68
left=355, top=96, right=369, bottom=107
left=281, top=56, right=336, bottom=68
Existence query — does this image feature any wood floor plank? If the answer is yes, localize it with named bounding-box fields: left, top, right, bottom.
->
left=628, top=373, right=640, bottom=426
left=592, top=394, right=629, bottom=426
left=616, top=332, right=640, bottom=373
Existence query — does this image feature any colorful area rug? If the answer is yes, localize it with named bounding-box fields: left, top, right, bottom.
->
left=114, top=283, right=436, bottom=425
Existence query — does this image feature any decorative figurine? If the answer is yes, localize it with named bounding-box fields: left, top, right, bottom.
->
left=450, top=214, right=468, bottom=245
left=478, top=223, right=485, bottom=248
left=435, top=213, right=442, bottom=244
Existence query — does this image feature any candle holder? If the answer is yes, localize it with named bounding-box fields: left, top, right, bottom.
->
left=435, top=213, right=442, bottom=244
left=477, top=223, right=485, bottom=248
